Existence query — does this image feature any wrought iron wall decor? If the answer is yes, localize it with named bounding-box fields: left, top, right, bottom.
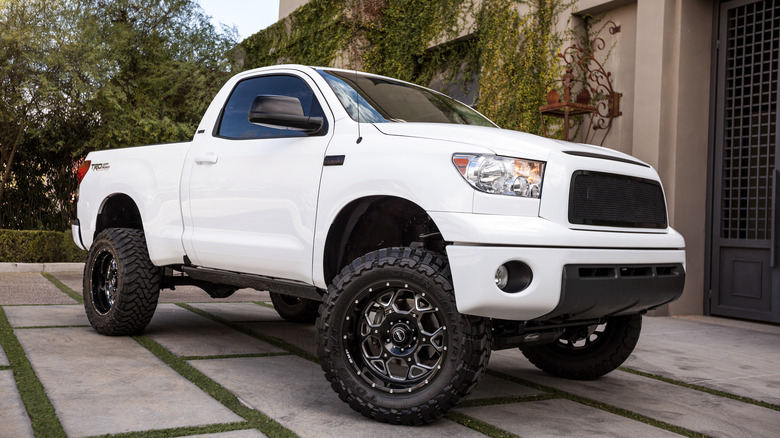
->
left=539, top=20, right=622, bottom=145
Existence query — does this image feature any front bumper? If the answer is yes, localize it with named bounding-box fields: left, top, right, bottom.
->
left=446, top=245, right=685, bottom=321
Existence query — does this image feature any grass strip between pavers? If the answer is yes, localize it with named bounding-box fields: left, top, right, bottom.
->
left=620, top=366, right=780, bottom=412
left=0, top=307, right=67, bottom=437
left=458, top=392, right=560, bottom=408
left=446, top=410, right=519, bottom=437
left=181, top=352, right=292, bottom=361
left=41, top=272, right=84, bottom=304
left=486, top=369, right=712, bottom=438
left=177, top=302, right=320, bottom=364
left=133, top=335, right=297, bottom=438
left=87, top=421, right=253, bottom=438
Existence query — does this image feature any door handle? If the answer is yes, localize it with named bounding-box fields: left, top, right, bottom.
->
left=194, top=153, right=218, bottom=165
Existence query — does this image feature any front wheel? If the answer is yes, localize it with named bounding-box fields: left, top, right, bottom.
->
left=317, top=248, right=490, bottom=425
left=83, top=228, right=161, bottom=336
left=520, top=314, right=642, bottom=380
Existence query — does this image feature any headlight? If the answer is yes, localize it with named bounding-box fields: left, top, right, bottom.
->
left=452, top=154, right=544, bottom=198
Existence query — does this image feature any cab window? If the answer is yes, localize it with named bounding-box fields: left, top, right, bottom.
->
left=218, top=75, right=327, bottom=139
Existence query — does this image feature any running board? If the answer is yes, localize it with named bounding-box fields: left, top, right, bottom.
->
left=179, top=266, right=323, bottom=301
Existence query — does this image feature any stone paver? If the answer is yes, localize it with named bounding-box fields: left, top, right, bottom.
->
left=458, top=398, right=680, bottom=437
left=4, top=305, right=87, bottom=328
left=0, top=370, right=34, bottom=438
left=489, top=349, right=780, bottom=438
left=466, top=373, right=540, bottom=400
left=3, top=264, right=780, bottom=438
left=0, top=273, right=76, bottom=305
left=0, top=343, right=8, bottom=366
left=145, top=304, right=284, bottom=357
left=626, top=316, right=780, bottom=405
left=189, top=302, right=282, bottom=322
left=190, top=355, right=484, bottom=438
left=240, top=321, right=317, bottom=354
left=16, top=327, right=243, bottom=437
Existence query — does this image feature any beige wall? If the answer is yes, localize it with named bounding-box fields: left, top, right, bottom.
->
left=586, top=2, right=638, bottom=156
left=279, top=0, right=311, bottom=20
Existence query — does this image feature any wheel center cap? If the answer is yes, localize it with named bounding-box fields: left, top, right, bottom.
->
left=391, top=325, right=410, bottom=344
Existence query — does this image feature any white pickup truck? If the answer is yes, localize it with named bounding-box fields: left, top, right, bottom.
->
left=73, top=64, right=685, bottom=425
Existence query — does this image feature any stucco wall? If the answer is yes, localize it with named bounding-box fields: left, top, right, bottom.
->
left=279, top=0, right=311, bottom=20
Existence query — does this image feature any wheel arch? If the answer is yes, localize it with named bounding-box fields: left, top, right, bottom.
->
left=322, top=196, right=446, bottom=285
left=94, top=193, right=144, bottom=239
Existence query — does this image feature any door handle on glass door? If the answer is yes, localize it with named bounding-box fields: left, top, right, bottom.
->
left=773, top=168, right=779, bottom=267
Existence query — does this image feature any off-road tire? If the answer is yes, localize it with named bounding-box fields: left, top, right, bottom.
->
left=83, top=228, right=162, bottom=336
left=317, top=247, right=490, bottom=425
left=520, top=314, right=642, bottom=380
left=269, top=292, right=319, bottom=323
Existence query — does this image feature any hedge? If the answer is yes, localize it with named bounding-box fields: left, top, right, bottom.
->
left=0, top=229, right=87, bottom=263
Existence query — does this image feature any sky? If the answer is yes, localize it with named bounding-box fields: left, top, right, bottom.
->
left=197, top=0, right=280, bottom=40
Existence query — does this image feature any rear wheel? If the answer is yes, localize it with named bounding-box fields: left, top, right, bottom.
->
left=520, top=314, right=642, bottom=380
left=317, top=247, right=490, bottom=425
left=269, top=292, right=320, bottom=323
left=83, top=228, right=161, bottom=336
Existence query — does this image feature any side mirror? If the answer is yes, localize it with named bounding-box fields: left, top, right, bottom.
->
left=248, top=95, right=324, bottom=134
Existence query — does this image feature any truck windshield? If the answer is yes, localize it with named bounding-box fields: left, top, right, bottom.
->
left=317, top=69, right=496, bottom=127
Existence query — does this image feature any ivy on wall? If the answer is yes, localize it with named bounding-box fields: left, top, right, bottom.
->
left=239, top=0, right=573, bottom=135
left=239, top=0, right=350, bottom=68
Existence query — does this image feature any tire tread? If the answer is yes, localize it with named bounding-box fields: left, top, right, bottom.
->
left=83, top=228, right=161, bottom=336
left=316, top=247, right=490, bottom=425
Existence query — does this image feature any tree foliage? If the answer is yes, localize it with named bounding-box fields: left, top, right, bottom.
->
left=0, top=0, right=236, bottom=230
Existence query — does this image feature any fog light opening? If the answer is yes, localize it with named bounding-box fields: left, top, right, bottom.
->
left=495, top=261, right=533, bottom=293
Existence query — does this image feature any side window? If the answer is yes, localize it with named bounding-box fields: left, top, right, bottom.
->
left=218, top=75, right=327, bottom=139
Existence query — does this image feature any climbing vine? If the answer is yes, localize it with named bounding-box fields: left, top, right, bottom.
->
left=239, top=0, right=573, bottom=136
left=239, top=0, right=350, bottom=68
left=476, top=0, right=573, bottom=133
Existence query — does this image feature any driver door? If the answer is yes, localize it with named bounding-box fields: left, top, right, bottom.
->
left=181, top=72, right=333, bottom=283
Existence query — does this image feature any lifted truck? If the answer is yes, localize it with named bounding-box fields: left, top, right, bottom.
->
left=73, top=64, right=685, bottom=425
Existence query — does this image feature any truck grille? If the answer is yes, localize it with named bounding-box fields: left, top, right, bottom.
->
left=568, top=171, right=667, bottom=229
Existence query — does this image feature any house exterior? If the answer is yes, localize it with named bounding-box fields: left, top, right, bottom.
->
left=269, top=0, right=779, bottom=323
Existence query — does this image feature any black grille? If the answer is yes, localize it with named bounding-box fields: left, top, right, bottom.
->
left=569, top=171, right=668, bottom=229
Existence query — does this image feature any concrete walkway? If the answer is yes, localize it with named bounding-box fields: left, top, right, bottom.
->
left=1, top=267, right=778, bottom=437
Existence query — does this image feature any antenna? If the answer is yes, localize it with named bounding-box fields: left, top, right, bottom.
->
left=352, top=0, right=362, bottom=144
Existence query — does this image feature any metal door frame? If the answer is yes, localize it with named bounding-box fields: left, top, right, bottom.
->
left=706, top=0, right=780, bottom=323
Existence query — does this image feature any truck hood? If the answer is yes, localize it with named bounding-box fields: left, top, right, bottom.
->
left=372, top=123, right=644, bottom=165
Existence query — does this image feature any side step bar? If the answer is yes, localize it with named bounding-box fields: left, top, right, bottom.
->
left=178, top=266, right=323, bottom=301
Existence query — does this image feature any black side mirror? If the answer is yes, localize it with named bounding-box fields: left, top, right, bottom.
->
left=248, top=95, right=324, bottom=134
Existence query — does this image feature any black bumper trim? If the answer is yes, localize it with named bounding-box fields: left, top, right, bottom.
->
left=538, top=263, right=685, bottom=321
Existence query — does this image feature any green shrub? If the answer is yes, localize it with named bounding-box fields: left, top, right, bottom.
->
left=0, top=229, right=87, bottom=263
